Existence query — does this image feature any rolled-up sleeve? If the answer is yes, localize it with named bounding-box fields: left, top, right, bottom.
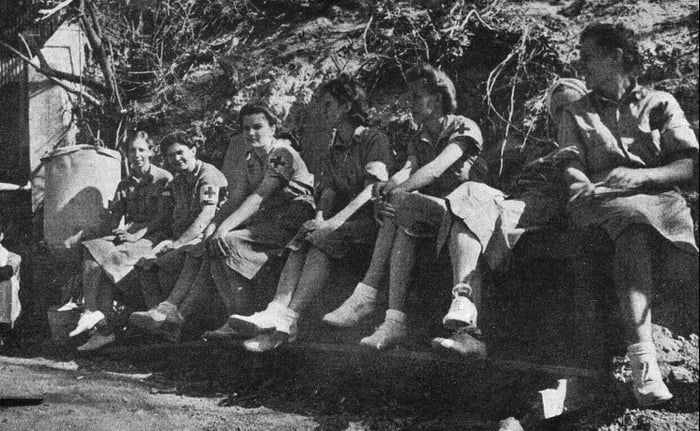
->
left=361, top=130, right=395, bottom=183
left=554, top=109, right=587, bottom=169
left=655, top=94, right=699, bottom=156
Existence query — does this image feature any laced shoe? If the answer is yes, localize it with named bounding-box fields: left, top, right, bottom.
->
left=227, top=303, right=281, bottom=338
left=322, top=295, right=376, bottom=328
left=359, top=319, right=407, bottom=350
left=129, top=302, right=179, bottom=333
left=77, top=332, right=116, bottom=351
left=442, top=285, right=477, bottom=330
left=431, top=328, right=487, bottom=359
left=629, top=344, right=673, bottom=406
left=69, top=310, right=106, bottom=337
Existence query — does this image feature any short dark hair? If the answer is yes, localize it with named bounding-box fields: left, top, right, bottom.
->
left=580, top=23, right=643, bottom=73
left=406, top=63, right=458, bottom=114
left=127, top=130, right=155, bottom=149
left=238, top=103, right=279, bottom=128
left=319, top=73, right=369, bottom=126
left=159, top=131, right=196, bottom=155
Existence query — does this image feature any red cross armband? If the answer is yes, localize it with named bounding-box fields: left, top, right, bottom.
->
left=199, top=184, right=220, bottom=205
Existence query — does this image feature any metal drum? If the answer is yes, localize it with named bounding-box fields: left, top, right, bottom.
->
left=41, top=145, right=121, bottom=263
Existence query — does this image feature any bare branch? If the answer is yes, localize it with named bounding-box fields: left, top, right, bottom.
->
left=0, top=39, right=110, bottom=95
left=36, top=0, right=76, bottom=21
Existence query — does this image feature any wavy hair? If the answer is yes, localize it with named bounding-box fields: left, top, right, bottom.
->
left=406, top=63, right=458, bottom=114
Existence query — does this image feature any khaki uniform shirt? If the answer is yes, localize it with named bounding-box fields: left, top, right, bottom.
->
left=557, top=83, right=699, bottom=183
left=318, top=126, right=396, bottom=216
left=166, top=160, right=228, bottom=238
left=109, top=165, right=173, bottom=226
left=408, top=114, right=487, bottom=197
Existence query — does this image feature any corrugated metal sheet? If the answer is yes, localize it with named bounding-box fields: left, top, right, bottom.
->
left=1, top=0, right=65, bottom=59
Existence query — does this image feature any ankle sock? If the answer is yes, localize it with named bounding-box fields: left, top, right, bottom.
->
left=354, top=282, right=377, bottom=302
left=275, top=307, right=299, bottom=334
left=628, top=341, right=656, bottom=357
left=385, top=309, right=406, bottom=325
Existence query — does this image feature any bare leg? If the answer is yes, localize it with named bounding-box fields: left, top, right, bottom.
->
left=362, top=220, right=396, bottom=288
left=178, top=256, right=213, bottom=318
left=81, top=255, right=102, bottom=311
left=387, top=229, right=418, bottom=312
left=272, top=247, right=309, bottom=307
left=448, top=221, right=483, bottom=312
left=210, top=257, right=252, bottom=315
left=614, top=224, right=654, bottom=345
left=288, top=247, right=333, bottom=313
left=166, top=254, right=202, bottom=306
left=138, top=268, right=161, bottom=310
left=614, top=224, right=673, bottom=405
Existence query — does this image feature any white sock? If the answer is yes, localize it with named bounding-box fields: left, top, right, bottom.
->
left=385, top=309, right=406, bottom=324
left=353, top=282, right=378, bottom=302
left=628, top=341, right=656, bottom=357
left=275, top=307, right=299, bottom=334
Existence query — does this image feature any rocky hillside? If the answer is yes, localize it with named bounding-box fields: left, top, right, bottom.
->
left=100, top=0, right=698, bottom=185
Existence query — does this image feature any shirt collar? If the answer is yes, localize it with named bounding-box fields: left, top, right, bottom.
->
left=592, top=78, right=643, bottom=107
left=183, top=160, right=202, bottom=184
left=331, top=126, right=365, bottom=149
left=128, top=164, right=154, bottom=184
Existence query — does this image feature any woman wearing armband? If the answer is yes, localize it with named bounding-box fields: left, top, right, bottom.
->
left=128, top=132, right=227, bottom=338
left=430, top=78, right=588, bottom=358
left=216, top=74, right=396, bottom=351
left=130, top=103, right=315, bottom=341
left=558, top=23, right=698, bottom=406
left=323, top=64, right=489, bottom=350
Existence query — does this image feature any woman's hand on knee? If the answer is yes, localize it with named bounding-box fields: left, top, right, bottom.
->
left=375, top=199, right=396, bottom=219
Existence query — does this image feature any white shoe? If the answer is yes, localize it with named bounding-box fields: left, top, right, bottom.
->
left=359, top=319, right=407, bottom=350
left=628, top=344, right=673, bottom=406
left=322, top=296, right=376, bottom=328
left=227, top=303, right=281, bottom=338
left=77, top=333, right=116, bottom=351
left=69, top=310, right=105, bottom=337
left=442, top=286, right=477, bottom=330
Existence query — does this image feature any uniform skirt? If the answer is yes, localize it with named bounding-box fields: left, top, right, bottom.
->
left=287, top=216, right=378, bottom=259
left=83, top=232, right=168, bottom=283
left=568, top=188, right=698, bottom=255
left=220, top=197, right=315, bottom=279
left=441, top=182, right=565, bottom=269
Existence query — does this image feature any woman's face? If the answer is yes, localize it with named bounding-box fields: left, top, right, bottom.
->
left=408, top=79, right=439, bottom=125
left=127, top=138, right=152, bottom=171
left=242, top=113, right=276, bottom=149
left=165, top=142, right=197, bottom=173
left=321, top=92, right=349, bottom=127
left=579, top=37, right=618, bottom=92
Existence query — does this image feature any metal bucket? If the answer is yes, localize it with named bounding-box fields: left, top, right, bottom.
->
left=46, top=305, right=82, bottom=342
left=41, top=145, right=121, bottom=264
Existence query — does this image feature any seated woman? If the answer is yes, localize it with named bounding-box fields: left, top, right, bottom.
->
left=131, top=131, right=228, bottom=329
left=68, top=132, right=173, bottom=350
left=558, top=23, right=698, bottom=406
left=429, top=78, right=588, bottom=358
left=129, top=103, right=315, bottom=341
left=323, top=64, right=488, bottom=350
left=217, top=74, right=396, bottom=351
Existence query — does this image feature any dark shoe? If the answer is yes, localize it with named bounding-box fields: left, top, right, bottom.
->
left=202, top=322, right=245, bottom=341
left=129, top=302, right=178, bottom=333
left=431, top=329, right=487, bottom=359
